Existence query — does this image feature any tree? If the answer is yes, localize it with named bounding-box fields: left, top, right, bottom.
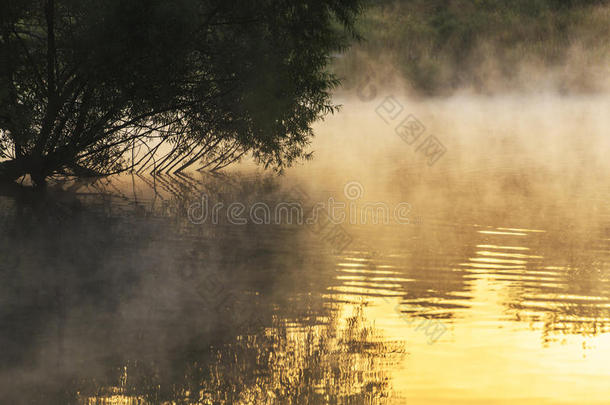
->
left=0, top=0, right=365, bottom=187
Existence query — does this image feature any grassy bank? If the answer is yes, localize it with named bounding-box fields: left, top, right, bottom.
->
left=334, top=0, right=610, bottom=95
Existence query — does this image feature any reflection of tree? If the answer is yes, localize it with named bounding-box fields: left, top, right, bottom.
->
left=0, top=173, right=404, bottom=404
left=81, top=305, right=403, bottom=405
left=0, top=190, right=163, bottom=405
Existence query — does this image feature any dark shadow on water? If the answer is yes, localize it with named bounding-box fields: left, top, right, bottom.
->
left=0, top=173, right=405, bottom=405
left=1, top=166, right=609, bottom=403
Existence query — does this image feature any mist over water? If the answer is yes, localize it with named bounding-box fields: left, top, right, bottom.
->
left=2, top=0, right=609, bottom=403
left=0, top=8, right=609, bottom=388
left=0, top=90, right=608, bottom=404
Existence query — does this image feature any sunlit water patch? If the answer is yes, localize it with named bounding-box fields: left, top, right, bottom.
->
left=1, top=95, right=609, bottom=404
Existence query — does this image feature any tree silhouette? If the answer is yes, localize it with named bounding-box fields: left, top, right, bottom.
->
left=0, top=0, right=364, bottom=186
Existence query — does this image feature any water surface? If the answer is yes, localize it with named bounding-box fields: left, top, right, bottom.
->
left=1, top=95, right=609, bottom=404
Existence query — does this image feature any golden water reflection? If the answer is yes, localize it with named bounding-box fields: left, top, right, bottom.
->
left=1, top=103, right=610, bottom=405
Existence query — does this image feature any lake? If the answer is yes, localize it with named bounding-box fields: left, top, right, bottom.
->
left=1, top=94, right=609, bottom=404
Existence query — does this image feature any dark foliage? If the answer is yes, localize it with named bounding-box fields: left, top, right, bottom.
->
left=0, top=0, right=365, bottom=185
